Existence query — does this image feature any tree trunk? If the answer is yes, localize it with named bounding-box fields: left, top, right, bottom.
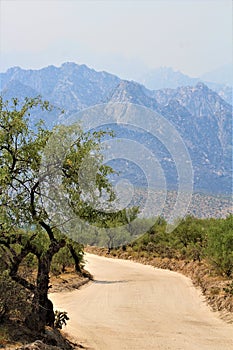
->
left=25, top=238, right=66, bottom=331
left=26, top=254, right=54, bottom=331
left=68, top=244, right=82, bottom=273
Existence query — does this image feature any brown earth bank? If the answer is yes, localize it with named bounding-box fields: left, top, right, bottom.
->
left=0, top=322, right=87, bottom=350
left=49, top=270, right=92, bottom=294
left=0, top=270, right=91, bottom=350
left=85, top=246, right=233, bottom=323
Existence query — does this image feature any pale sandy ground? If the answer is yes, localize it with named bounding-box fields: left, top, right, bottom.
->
left=51, top=253, right=233, bottom=350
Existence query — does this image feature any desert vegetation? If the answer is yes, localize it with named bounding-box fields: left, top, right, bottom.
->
left=0, top=96, right=232, bottom=348
left=87, top=214, right=233, bottom=319
left=0, top=96, right=117, bottom=348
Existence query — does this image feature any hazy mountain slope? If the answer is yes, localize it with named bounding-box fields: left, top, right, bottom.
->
left=138, top=66, right=232, bottom=105
left=0, top=62, right=121, bottom=113
left=138, top=66, right=198, bottom=90
left=200, top=63, right=232, bottom=86
left=108, top=81, right=232, bottom=193
left=0, top=62, right=232, bottom=194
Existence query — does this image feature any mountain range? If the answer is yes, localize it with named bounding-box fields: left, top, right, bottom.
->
left=0, top=62, right=232, bottom=195
left=138, top=66, right=232, bottom=104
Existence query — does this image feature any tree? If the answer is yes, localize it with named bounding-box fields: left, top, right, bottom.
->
left=206, top=215, right=233, bottom=277
left=0, top=97, right=115, bottom=331
left=172, top=216, right=207, bottom=261
left=51, top=240, right=83, bottom=275
left=93, top=207, right=139, bottom=251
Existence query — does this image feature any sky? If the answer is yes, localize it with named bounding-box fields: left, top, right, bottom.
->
left=0, top=0, right=232, bottom=79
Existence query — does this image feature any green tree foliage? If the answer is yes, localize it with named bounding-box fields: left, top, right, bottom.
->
left=95, top=207, right=139, bottom=251
left=206, top=215, right=233, bottom=277
left=129, top=215, right=233, bottom=278
left=0, top=97, right=115, bottom=330
left=172, top=216, right=208, bottom=261
left=131, top=217, right=174, bottom=258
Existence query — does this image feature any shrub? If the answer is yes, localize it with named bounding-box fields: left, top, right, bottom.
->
left=206, top=216, right=233, bottom=277
left=223, top=281, right=233, bottom=295
left=51, top=246, right=74, bottom=275
left=54, top=310, right=69, bottom=329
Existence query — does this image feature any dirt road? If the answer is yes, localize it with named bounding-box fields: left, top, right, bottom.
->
left=51, top=253, right=233, bottom=350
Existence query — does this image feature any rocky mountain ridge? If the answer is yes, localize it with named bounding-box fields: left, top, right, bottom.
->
left=0, top=62, right=232, bottom=194
left=138, top=66, right=232, bottom=104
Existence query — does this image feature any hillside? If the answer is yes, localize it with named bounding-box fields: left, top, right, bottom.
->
left=138, top=66, right=232, bottom=105
left=0, top=62, right=232, bottom=195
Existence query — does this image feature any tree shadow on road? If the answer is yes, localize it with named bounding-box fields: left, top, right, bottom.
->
left=93, top=280, right=130, bottom=284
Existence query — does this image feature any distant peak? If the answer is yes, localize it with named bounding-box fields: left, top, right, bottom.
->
left=6, top=66, right=22, bottom=74
left=60, top=62, right=80, bottom=70
left=61, top=61, right=77, bottom=67
left=195, top=82, right=209, bottom=90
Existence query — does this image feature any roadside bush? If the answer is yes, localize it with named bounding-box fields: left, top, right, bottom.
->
left=120, top=215, right=233, bottom=278
left=54, top=310, right=69, bottom=329
left=172, top=216, right=207, bottom=260
left=51, top=241, right=84, bottom=275
left=51, top=247, right=74, bottom=275
left=223, top=281, right=233, bottom=295
left=206, top=216, right=233, bottom=277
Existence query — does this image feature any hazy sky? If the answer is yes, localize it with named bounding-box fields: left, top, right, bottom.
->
left=0, top=0, right=232, bottom=79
